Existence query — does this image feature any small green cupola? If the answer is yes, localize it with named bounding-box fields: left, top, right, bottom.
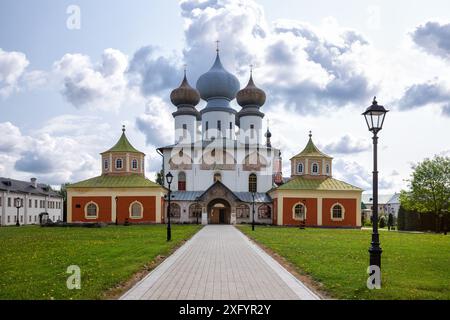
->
left=100, top=126, right=146, bottom=176
left=290, top=131, right=333, bottom=178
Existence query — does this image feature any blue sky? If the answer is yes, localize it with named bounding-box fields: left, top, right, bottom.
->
left=1, top=0, right=450, bottom=192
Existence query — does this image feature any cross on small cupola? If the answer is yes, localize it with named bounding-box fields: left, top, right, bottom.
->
left=309, top=130, right=312, bottom=138
left=215, top=40, right=220, bottom=53
left=122, top=125, right=126, bottom=133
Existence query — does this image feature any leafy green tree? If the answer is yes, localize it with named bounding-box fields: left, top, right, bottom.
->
left=155, top=169, right=164, bottom=186
left=400, top=156, right=450, bottom=232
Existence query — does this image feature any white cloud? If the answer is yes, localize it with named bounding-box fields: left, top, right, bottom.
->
left=0, top=48, right=29, bottom=97
left=53, top=48, right=129, bottom=110
left=0, top=116, right=112, bottom=185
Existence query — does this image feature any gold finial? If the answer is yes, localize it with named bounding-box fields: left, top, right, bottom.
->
left=215, top=40, right=220, bottom=53
left=122, top=125, right=126, bottom=133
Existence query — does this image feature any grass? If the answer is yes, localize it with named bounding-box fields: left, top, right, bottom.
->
left=238, top=225, right=450, bottom=300
left=0, top=224, right=202, bottom=300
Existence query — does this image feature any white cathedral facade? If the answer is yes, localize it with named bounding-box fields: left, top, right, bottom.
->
left=158, top=49, right=282, bottom=225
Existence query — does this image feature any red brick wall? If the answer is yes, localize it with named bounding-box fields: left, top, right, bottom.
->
left=72, top=196, right=112, bottom=222
left=283, top=197, right=317, bottom=226
left=322, top=198, right=357, bottom=227
left=116, top=196, right=156, bottom=223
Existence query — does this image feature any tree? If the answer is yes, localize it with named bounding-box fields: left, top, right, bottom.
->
left=155, top=169, right=164, bottom=186
left=388, top=213, right=394, bottom=231
left=400, top=155, right=450, bottom=233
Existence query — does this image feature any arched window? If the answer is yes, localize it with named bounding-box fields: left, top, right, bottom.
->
left=326, top=164, right=330, bottom=174
left=116, top=158, right=123, bottom=169
left=189, top=203, right=202, bottom=218
left=85, top=202, right=98, bottom=219
left=130, top=201, right=143, bottom=218
left=293, top=203, right=306, bottom=220
left=132, top=159, right=138, bottom=170
left=169, top=203, right=181, bottom=218
left=104, top=159, right=109, bottom=170
left=213, top=172, right=221, bottom=183
left=178, top=172, right=186, bottom=191
left=297, top=163, right=303, bottom=174
left=258, top=205, right=271, bottom=219
left=312, top=163, right=319, bottom=174
left=236, top=205, right=250, bottom=218
left=248, top=173, right=257, bottom=193
left=331, top=204, right=344, bottom=220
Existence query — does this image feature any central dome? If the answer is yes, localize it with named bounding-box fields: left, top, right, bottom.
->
left=196, top=53, right=240, bottom=102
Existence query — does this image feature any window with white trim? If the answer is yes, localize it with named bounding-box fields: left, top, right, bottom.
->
left=311, top=163, right=319, bottom=175
left=116, top=158, right=123, bottom=169
left=104, top=159, right=109, bottom=170
left=130, top=202, right=143, bottom=218
left=297, top=163, right=304, bottom=174
left=293, top=203, right=306, bottom=220
left=326, top=164, right=330, bottom=175
left=132, top=159, right=138, bottom=170
left=85, top=202, right=98, bottom=218
left=331, top=204, right=344, bottom=220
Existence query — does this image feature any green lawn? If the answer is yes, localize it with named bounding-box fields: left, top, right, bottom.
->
left=238, top=225, right=450, bottom=300
left=0, top=224, right=202, bottom=300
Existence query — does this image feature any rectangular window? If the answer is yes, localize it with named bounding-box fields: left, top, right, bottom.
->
left=29, top=199, right=32, bottom=208
left=0, top=197, right=2, bottom=207
left=8, top=198, right=11, bottom=207
left=29, top=216, right=31, bottom=222
left=250, top=124, right=255, bottom=139
left=205, top=121, right=209, bottom=139
left=217, top=120, right=221, bottom=133
left=8, top=216, right=10, bottom=223
left=229, top=122, right=233, bottom=139
left=182, top=124, right=187, bottom=138
left=104, top=159, right=109, bottom=170
left=35, top=200, right=38, bottom=208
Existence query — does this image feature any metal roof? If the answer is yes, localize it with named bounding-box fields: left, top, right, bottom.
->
left=169, top=190, right=271, bottom=203
left=0, top=177, right=61, bottom=197
left=235, top=192, right=272, bottom=203
left=277, top=176, right=362, bottom=191
left=67, top=174, right=161, bottom=188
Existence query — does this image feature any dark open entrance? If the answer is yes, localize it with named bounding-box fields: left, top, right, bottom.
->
left=207, top=199, right=231, bottom=224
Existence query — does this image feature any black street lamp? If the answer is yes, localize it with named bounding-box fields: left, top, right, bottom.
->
left=14, top=197, right=23, bottom=227
left=166, top=172, right=173, bottom=241
left=251, top=192, right=256, bottom=231
left=195, top=196, right=200, bottom=225
left=363, top=97, right=389, bottom=270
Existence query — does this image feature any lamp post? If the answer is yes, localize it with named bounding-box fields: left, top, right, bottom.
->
left=195, top=196, right=200, bottom=225
left=251, top=192, right=256, bottom=231
left=14, top=197, right=23, bottom=226
left=166, top=172, right=173, bottom=241
left=363, top=97, right=388, bottom=270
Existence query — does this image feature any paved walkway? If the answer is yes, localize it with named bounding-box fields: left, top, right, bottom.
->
left=120, top=225, right=319, bottom=300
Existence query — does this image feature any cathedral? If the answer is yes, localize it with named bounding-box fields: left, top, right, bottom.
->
left=67, top=48, right=362, bottom=228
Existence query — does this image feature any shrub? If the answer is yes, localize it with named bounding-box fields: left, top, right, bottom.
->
left=379, top=216, right=386, bottom=228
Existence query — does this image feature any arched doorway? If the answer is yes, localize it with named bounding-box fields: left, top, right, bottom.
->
left=207, top=199, right=231, bottom=224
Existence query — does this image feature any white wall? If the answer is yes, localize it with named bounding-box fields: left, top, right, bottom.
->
left=0, top=191, right=63, bottom=226
left=201, top=111, right=236, bottom=140
left=239, top=115, right=262, bottom=145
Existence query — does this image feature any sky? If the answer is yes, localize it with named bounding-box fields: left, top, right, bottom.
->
left=1, top=0, right=449, bottom=193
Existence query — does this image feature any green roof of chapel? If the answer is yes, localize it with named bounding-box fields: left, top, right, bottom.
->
left=102, top=126, right=143, bottom=154
left=291, top=132, right=332, bottom=159
left=67, top=174, right=161, bottom=188
left=277, top=176, right=362, bottom=191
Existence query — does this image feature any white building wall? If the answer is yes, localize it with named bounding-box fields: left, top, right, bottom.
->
left=201, top=111, right=236, bottom=140
left=174, top=115, right=197, bottom=143
left=239, top=115, right=262, bottom=145
left=164, top=147, right=275, bottom=193
left=0, top=192, right=63, bottom=226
